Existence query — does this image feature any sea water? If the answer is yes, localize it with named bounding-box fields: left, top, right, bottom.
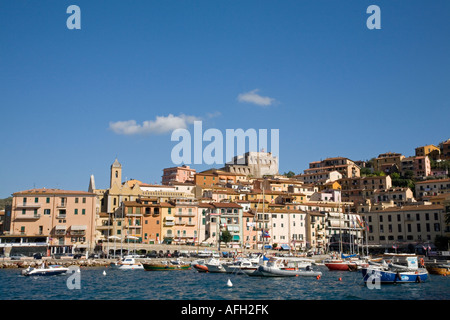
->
left=1, top=266, right=449, bottom=301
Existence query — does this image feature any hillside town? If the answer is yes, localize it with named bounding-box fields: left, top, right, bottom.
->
left=1, top=139, right=449, bottom=258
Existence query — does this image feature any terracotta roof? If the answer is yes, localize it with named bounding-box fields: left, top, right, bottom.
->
left=375, top=205, right=444, bottom=213
left=211, top=202, right=242, bottom=209
left=13, top=188, right=95, bottom=196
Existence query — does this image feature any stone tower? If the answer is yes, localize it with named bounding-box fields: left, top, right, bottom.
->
left=110, top=158, right=122, bottom=188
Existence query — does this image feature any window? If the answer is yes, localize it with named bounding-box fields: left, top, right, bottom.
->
left=398, top=224, right=402, bottom=232
left=82, top=209, right=86, bottom=215
left=417, top=224, right=421, bottom=232
left=35, top=197, right=39, bottom=203
left=46, top=197, right=50, bottom=203
left=22, top=209, right=26, bottom=215
left=44, top=209, right=51, bottom=215
left=74, top=209, right=78, bottom=215
left=82, top=198, right=86, bottom=204
left=75, top=198, right=79, bottom=204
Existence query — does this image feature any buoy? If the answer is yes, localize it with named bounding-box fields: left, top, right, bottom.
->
left=103, top=270, right=106, bottom=276
left=338, top=277, right=342, bottom=281
left=316, top=275, right=321, bottom=280
left=227, top=279, right=233, bottom=287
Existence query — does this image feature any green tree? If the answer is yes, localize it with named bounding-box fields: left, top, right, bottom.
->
left=283, top=171, right=296, bottom=178
left=220, top=230, right=232, bottom=244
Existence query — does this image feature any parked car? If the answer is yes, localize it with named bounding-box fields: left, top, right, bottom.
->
left=10, top=254, right=27, bottom=260
left=73, top=254, right=84, bottom=259
left=146, top=250, right=158, bottom=258
left=33, top=253, right=43, bottom=260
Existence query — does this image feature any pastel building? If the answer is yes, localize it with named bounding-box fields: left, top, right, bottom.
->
left=10, top=188, right=96, bottom=255
left=162, top=165, right=196, bottom=185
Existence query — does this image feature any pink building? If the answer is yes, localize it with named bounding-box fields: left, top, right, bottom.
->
left=10, top=188, right=96, bottom=255
left=414, top=156, right=431, bottom=177
left=162, top=165, right=196, bottom=185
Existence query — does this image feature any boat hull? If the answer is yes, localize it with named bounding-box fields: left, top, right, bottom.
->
left=426, top=264, right=450, bottom=276
left=22, top=266, right=69, bottom=276
left=193, top=264, right=209, bottom=272
left=362, top=267, right=428, bottom=283
left=325, top=262, right=351, bottom=271
left=256, top=265, right=322, bottom=277
left=143, top=263, right=191, bottom=271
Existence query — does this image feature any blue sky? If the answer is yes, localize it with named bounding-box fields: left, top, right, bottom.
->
left=0, top=0, right=449, bottom=197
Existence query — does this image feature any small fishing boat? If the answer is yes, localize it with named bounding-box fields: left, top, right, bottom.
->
left=21, top=265, right=69, bottom=276
left=143, top=261, right=191, bottom=271
left=361, top=256, right=428, bottom=284
left=110, top=256, right=144, bottom=270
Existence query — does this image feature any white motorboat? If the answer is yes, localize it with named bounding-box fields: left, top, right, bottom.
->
left=110, top=256, right=144, bottom=270
left=223, top=259, right=259, bottom=275
left=204, top=258, right=227, bottom=273
left=253, top=257, right=322, bottom=277
left=22, top=265, right=69, bottom=276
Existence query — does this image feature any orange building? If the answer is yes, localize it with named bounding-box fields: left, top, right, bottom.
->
left=194, top=169, right=245, bottom=187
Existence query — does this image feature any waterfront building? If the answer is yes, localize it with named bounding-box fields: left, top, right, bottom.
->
left=211, top=202, right=243, bottom=248
left=9, top=188, right=96, bottom=255
left=363, top=204, right=448, bottom=250
left=90, top=159, right=196, bottom=248
left=171, top=197, right=199, bottom=245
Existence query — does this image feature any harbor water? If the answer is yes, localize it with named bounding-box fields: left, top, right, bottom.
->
left=1, top=265, right=449, bottom=300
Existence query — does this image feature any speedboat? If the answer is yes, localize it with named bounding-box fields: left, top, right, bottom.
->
left=253, top=257, right=322, bottom=277
left=22, top=265, right=69, bottom=276
left=110, top=256, right=144, bottom=270
left=223, top=259, right=259, bottom=275
left=204, top=258, right=227, bottom=273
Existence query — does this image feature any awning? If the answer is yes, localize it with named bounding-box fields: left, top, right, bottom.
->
left=280, top=244, right=291, bottom=250
left=55, top=225, right=66, bottom=230
left=71, top=225, right=87, bottom=231
left=232, top=235, right=240, bottom=241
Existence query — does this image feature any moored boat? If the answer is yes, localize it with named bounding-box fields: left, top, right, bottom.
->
left=110, top=256, right=144, bottom=270
left=361, top=255, right=428, bottom=284
left=426, top=262, right=450, bottom=276
left=252, top=257, right=322, bottom=277
left=223, top=259, right=259, bottom=275
left=204, top=258, right=228, bottom=273
left=143, top=261, right=191, bottom=271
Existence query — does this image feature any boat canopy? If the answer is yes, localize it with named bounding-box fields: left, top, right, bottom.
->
left=341, top=253, right=357, bottom=259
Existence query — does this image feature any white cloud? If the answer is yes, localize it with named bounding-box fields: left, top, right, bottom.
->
left=237, top=89, right=275, bottom=107
left=109, top=114, right=200, bottom=135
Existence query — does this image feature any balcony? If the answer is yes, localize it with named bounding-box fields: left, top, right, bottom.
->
left=16, top=203, right=41, bottom=209
left=15, top=214, right=41, bottom=220
left=175, top=212, right=195, bottom=217
left=56, top=203, right=67, bottom=208
left=56, top=214, right=67, bottom=219
left=164, top=221, right=175, bottom=226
